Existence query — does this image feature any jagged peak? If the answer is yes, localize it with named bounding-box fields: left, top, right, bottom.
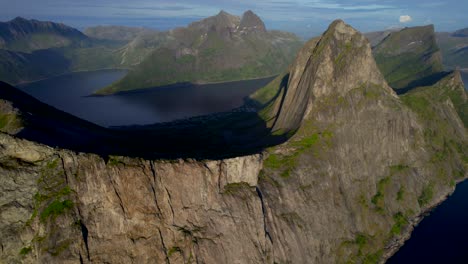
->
left=189, top=10, right=240, bottom=31
left=262, top=20, right=393, bottom=133
left=217, top=10, right=231, bottom=16
left=240, top=10, right=266, bottom=32
left=437, top=70, right=466, bottom=92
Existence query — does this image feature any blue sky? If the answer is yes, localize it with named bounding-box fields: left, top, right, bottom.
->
left=0, top=0, right=466, bottom=38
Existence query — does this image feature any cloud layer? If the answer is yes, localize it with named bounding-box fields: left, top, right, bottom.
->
left=399, top=15, right=412, bottom=23
left=0, top=0, right=466, bottom=37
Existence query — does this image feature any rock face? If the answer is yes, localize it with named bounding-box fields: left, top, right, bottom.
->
left=0, top=20, right=467, bottom=264
left=0, top=135, right=268, bottom=264
left=239, top=10, right=267, bottom=32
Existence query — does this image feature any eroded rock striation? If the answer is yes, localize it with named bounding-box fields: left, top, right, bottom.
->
left=0, top=20, right=467, bottom=264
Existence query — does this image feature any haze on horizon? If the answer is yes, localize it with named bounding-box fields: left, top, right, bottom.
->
left=0, top=0, right=467, bottom=38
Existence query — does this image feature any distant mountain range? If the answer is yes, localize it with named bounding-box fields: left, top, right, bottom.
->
left=0, top=11, right=302, bottom=92
left=0, top=17, right=89, bottom=52
left=96, top=10, right=303, bottom=94
left=436, top=28, right=468, bottom=69
left=367, top=26, right=468, bottom=72
left=0, top=14, right=466, bottom=94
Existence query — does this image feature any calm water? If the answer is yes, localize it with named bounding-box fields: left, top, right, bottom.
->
left=387, top=181, right=468, bottom=263
left=18, top=70, right=273, bottom=127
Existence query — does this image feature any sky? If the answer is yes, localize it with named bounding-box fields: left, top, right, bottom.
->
left=0, top=0, right=467, bottom=38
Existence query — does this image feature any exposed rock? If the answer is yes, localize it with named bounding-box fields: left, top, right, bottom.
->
left=0, top=20, right=466, bottom=264
left=240, top=10, right=267, bottom=32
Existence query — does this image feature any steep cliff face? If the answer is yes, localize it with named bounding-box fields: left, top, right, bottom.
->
left=0, top=20, right=467, bottom=264
left=0, top=135, right=268, bottom=264
left=258, top=20, right=392, bottom=133
left=253, top=20, right=466, bottom=263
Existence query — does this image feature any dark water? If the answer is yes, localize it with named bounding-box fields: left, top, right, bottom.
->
left=18, top=70, right=273, bottom=127
left=387, top=180, right=468, bottom=264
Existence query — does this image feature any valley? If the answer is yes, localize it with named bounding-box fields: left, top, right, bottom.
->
left=18, top=70, right=273, bottom=127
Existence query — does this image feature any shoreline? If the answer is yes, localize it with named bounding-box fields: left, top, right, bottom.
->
left=381, top=177, right=467, bottom=263
left=93, top=75, right=278, bottom=96
left=14, top=68, right=129, bottom=86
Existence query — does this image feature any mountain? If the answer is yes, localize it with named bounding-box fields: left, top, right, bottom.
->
left=96, top=10, right=303, bottom=94
left=452, top=28, right=468, bottom=37
left=436, top=28, right=468, bottom=69
left=251, top=20, right=467, bottom=263
left=0, top=17, right=122, bottom=84
left=372, top=25, right=444, bottom=90
left=1, top=19, right=466, bottom=264
left=0, top=49, right=70, bottom=84
left=365, top=28, right=401, bottom=47
left=0, top=17, right=89, bottom=52
left=84, top=25, right=157, bottom=43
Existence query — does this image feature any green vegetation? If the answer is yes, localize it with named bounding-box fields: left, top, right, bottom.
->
left=396, top=186, right=405, bottom=201
left=263, top=130, right=333, bottom=179
left=401, top=72, right=467, bottom=190
left=373, top=25, right=443, bottom=90
left=94, top=13, right=302, bottom=94
left=0, top=112, right=22, bottom=133
left=39, top=199, right=74, bottom=222
left=19, top=246, right=32, bottom=256
left=107, top=156, right=124, bottom=166
left=223, top=182, right=251, bottom=194
left=418, top=183, right=435, bottom=207
left=362, top=250, right=383, bottom=264
left=371, top=177, right=390, bottom=213
left=389, top=164, right=409, bottom=175
left=168, top=246, right=182, bottom=257
left=390, top=212, right=409, bottom=235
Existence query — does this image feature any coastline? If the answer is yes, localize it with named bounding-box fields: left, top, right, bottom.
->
left=93, top=74, right=278, bottom=96
left=381, top=177, right=467, bottom=263
left=13, top=68, right=129, bottom=86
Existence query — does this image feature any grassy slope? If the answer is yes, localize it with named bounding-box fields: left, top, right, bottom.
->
left=96, top=31, right=302, bottom=94
left=374, top=25, right=444, bottom=90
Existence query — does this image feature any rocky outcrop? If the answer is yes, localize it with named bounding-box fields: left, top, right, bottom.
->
left=256, top=20, right=392, bottom=133
left=0, top=134, right=268, bottom=264
left=0, top=20, right=466, bottom=264
left=239, top=10, right=267, bottom=33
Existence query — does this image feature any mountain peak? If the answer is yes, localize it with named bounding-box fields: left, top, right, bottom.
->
left=257, top=20, right=392, bottom=132
left=188, top=10, right=240, bottom=32
left=10, top=16, right=29, bottom=24
left=240, top=10, right=266, bottom=32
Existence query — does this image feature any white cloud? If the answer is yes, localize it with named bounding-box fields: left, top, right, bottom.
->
left=399, top=15, right=412, bottom=23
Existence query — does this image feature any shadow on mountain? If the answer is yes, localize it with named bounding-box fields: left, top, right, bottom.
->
left=0, top=81, right=289, bottom=160
left=395, top=71, right=451, bottom=95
